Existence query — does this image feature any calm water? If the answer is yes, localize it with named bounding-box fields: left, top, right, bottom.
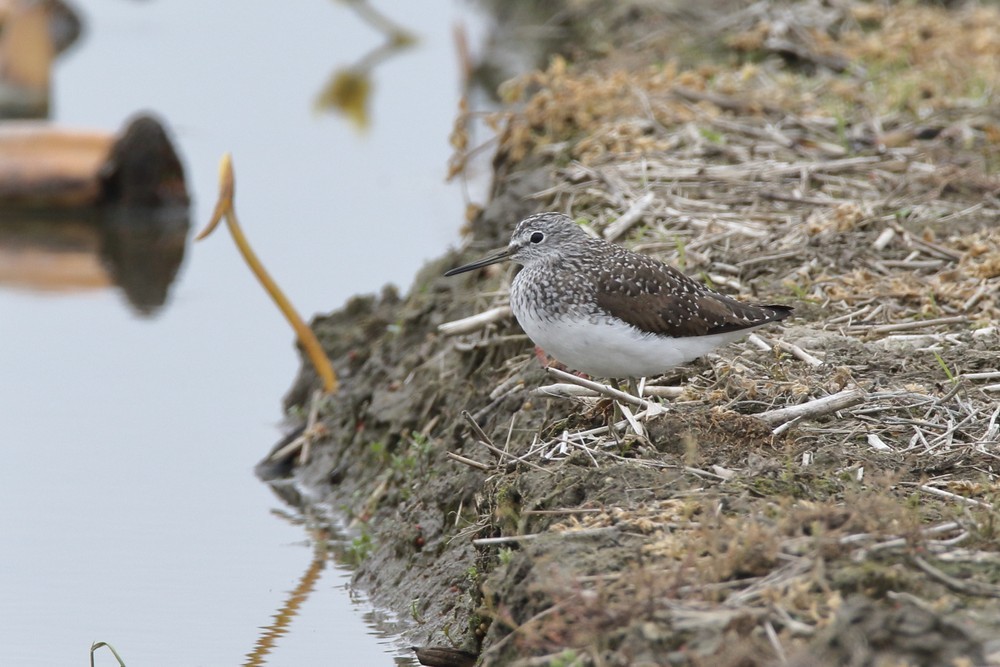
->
left=0, top=1, right=486, bottom=664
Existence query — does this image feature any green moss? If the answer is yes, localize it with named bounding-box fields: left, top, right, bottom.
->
left=550, top=649, right=584, bottom=667
left=833, top=560, right=921, bottom=598
left=700, top=127, right=725, bottom=144
left=345, top=527, right=374, bottom=565
left=494, top=484, right=522, bottom=534
left=747, top=467, right=845, bottom=501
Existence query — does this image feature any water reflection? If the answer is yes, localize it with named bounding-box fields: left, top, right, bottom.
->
left=97, top=207, right=189, bottom=315
left=244, top=524, right=329, bottom=667
left=244, top=508, right=418, bottom=666
left=314, top=2, right=416, bottom=130
left=0, top=206, right=189, bottom=315
left=315, top=36, right=415, bottom=131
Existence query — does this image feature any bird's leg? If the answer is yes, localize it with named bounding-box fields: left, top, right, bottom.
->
left=609, top=377, right=629, bottom=435
left=626, top=377, right=644, bottom=399
left=536, top=347, right=589, bottom=378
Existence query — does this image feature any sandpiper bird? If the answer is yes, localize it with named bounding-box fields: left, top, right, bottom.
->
left=445, top=212, right=792, bottom=378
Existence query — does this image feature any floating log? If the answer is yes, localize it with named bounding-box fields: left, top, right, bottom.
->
left=0, top=113, right=189, bottom=208
left=0, top=114, right=190, bottom=314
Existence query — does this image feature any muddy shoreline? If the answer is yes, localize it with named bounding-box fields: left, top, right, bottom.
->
left=262, top=3, right=1000, bottom=665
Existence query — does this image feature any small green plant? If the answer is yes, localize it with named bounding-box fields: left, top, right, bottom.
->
left=410, top=432, right=433, bottom=458
left=346, top=527, right=374, bottom=564
left=410, top=598, right=425, bottom=623
left=699, top=127, right=724, bottom=144
left=498, top=547, right=515, bottom=566
left=674, top=236, right=687, bottom=271
left=926, top=291, right=940, bottom=315
left=368, top=440, right=387, bottom=464
left=835, top=111, right=848, bottom=149
left=90, top=642, right=126, bottom=667
left=973, top=506, right=996, bottom=544
left=616, top=435, right=635, bottom=457
left=787, top=281, right=810, bottom=300
left=380, top=432, right=436, bottom=478
left=932, top=351, right=956, bottom=384
left=551, top=649, right=582, bottom=667
left=389, top=452, right=417, bottom=473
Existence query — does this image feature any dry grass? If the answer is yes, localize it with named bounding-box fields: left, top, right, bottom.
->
left=436, top=1, right=1000, bottom=664
left=476, top=1, right=1000, bottom=168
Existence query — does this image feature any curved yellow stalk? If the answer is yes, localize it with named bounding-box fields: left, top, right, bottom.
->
left=196, top=154, right=338, bottom=394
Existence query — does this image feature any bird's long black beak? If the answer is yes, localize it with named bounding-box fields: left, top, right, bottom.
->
left=444, top=249, right=511, bottom=276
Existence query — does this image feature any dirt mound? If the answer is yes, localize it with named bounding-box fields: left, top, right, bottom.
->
left=265, top=2, right=1000, bottom=665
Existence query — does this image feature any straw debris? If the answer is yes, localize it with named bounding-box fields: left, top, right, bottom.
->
left=277, top=2, right=1000, bottom=665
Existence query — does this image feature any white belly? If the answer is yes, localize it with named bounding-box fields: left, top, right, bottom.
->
left=516, top=311, right=749, bottom=378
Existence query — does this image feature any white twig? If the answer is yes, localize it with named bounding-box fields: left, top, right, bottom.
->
left=564, top=433, right=600, bottom=467
left=980, top=404, right=1000, bottom=444
left=642, top=385, right=684, bottom=398
left=535, top=383, right=682, bottom=400
left=845, top=521, right=963, bottom=554
left=872, top=227, right=895, bottom=251
left=960, top=370, right=1000, bottom=381
left=446, top=451, right=491, bottom=471
left=773, top=339, right=824, bottom=367
left=544, top=367, right=665, bottom=414
left=746, top=333, right=772, bottom=351
left=963, top=283, right=989, bottom=311
left=764, top=621, right=787, bottom=665
left=270, top=389, right=325, bottom=462
left=472, top=527, right=618, bottom=546
left=461, top=410, right=555, bottom=475
left=532, top=383, right=600, bottom=399
left=910, top=554, right=1000, bottom=597
left=758, top=388, right=866, bottom=427
left=866, top=433, right=892, bottom=451
left=772, top=416, right=802, bottom=437
left=603, top=192, right=656, bottom=241
left=849, top=315, right=968, bottom=335
left=620, top=402, right=644, bottom=437
left=438, top=306, right=512, bottom=335
left=919, top=485, right=994, bottom=509
left=489, top=374, right=525, bottom=400
left=749, top=334, right=822, bottom=367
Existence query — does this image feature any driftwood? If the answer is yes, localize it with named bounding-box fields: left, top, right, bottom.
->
left=0, top=114, right=189, bottom=208
left=0, top=114, right=190, bottom=314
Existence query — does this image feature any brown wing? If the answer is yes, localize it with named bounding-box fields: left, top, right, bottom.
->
left=594, top=253, right=792, bottom=338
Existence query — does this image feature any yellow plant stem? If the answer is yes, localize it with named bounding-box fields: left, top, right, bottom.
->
left=197, top=154, right=338, bottom=394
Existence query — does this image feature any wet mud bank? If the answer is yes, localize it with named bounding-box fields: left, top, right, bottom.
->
left=263, top=2, right=1000, bottom=665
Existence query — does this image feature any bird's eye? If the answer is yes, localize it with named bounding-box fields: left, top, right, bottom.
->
left=530, top=231, right=544, bottom=244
